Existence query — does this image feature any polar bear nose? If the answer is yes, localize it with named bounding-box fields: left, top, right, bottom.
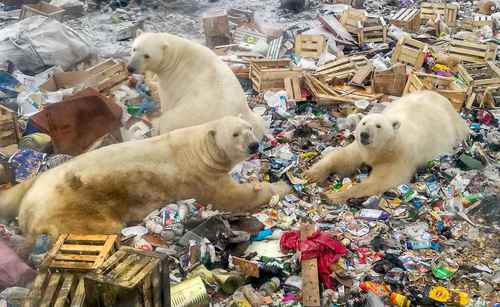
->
left=360, top=132, right=370, bottom=145
left=247, top=142, right=259, bottom=154
left=127, top=65, right=136, bottom=73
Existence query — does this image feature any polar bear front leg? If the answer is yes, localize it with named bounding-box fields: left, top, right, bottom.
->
left=324, top=162, right=413, bottom=203
left=211, top=178, right=291, bottom=212
left=304, top=143, right=363, bottom=183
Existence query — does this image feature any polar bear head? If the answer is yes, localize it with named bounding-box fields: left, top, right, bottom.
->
left=128, top=31, right=166, bottom=74
left=209, top=116, right=260, bottom=164
left=355, top=113, right=401, bottom=149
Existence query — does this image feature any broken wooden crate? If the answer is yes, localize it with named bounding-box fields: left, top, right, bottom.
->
left=390, top=8, right=421, bottom=32
left=23, top=272, right=85, bottom=307
left=315, top=55, right=369, bottom=83
left=456, top=61, right=500, bottom=108
left=304, top=73, right=382, bottom=104
left=202, top=9, right=230, bottom=48
left=340, top=9, right=387, bottom=45
left=481, top=85, right=500, bottom=108
left=0, top=105, right=19, bottom=147
left=86, top=59, right=128, bottom=92
left=420, top=2, right=459, bottom=27
left=249, top=59, right=302, bottom=91
left=41, top=234, right=118, bottom=271
left=85, top=246, right=170, bottom=307
left=391, top=36, right=427, bottom=70
left=462, top=15, right=493, bottom=31
left=404, top=72, right=467, bottom=111
left=294, top=35, right=326, bottom=59
left=284, top=76, right=306, bottom=102
left=372, top=63, right=408, bottom=97
left=20, top=1, right=65, bottom=21
left=446, top=39, right=497, bottom=64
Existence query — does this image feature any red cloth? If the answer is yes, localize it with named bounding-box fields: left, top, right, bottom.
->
left=280, top=231, right=347, bottom=289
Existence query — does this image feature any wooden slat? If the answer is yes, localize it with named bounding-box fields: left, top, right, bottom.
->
left=66, top=234, right=110, bottom=242
left=23, top=272, right=48, bottom=307
left=53, top=274, right=75, bottom=307
left=128, top=259, right=160, bottom=288
left=301, top=223, right=320, bottom=307
left=109, top=254, right=140, bottom=280
left=49, top=261, right=95, bottom=270
left=60, top=244, right=103, bottom=253
left=94, top=234, right=118, bottom=269
left=143, top=274, right=153, bottom=307
left=71, top=278, right=86, bottom=307
left=54, top=254, right=98, bottom=262
left=40, top=273, right=62, bottom=307
left=118, top=257, right=152, bottom=283
left=152, top=266, right=162, bottom=307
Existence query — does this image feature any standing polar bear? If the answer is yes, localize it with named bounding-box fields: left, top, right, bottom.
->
left=0, top=117, right=289, bottom=242
left=127, top=31, right=266, bottom=138
left=305, top=91, right=469, bottom=202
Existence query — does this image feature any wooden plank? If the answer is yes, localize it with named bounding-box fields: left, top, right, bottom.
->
left=143, top=274, right=153, bottom=307
left=94, top=234, right=117, bottom=269
left=40, top=273, right=62, bottom=307
left=128, top=259, right=160, bottom=288
left=54, top=254, right=99, bottom=262
left=41, top=234, right=68, bottom=268
left=292, top=78, right=302, bottom=99
left=71, top=278, right=86, bottom=307
left=24, top=272, right=48, bottom=307
left=152, top=267, right=162, bottom=307
left=49, top=261, right=95, bottom=270
left=53, top=274, right=75, bottom=307
left=110, top=254, right=140, bottom=280
left=300, top=223, right=320, bottom=307
left=284, top=77, right=294, bottom=99
left=66, top=234, right=110, bottom=242
left=60, top=244, right=103, bottom=253
left=119, top=257, right=152, bottom=283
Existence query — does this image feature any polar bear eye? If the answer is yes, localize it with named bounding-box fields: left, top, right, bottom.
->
left=233, top=132, right=240, bottom=138
left=362, top=122, right=366, bottom=126
left=144, top=54, right=150, bottom=59
left=376, top=124, right=381, bottom=128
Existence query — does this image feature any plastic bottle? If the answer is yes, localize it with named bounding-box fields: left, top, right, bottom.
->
left=259, top=277, right=280, bottom=296
left=359, top=281, right=390, bottom=297
left=390, top=292, right=411, bottom=307
left=427, top=286, right=469, bottom=306
left=406, top=240, right=431, bottom=250
left=31, top=235, right=50, bottom=255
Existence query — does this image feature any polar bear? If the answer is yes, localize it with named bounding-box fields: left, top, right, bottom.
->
left=305, top=91, right=469, bottom=202
left=0, top=117, right=289, bottom=242
left=127, top=31, right=266, bottom=138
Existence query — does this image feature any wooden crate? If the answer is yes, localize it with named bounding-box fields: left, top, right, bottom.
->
left=391, top=36, right=427, bottom=70
left=372, top=63, right=408, bottom=97
left=447, top=39, right=497, bottom=64
left=20, top=2, right=65, bottom=21
left=420, top=3, right=458, bottom=26
left=86, top=59, right=128, bottom=92
left=403, top=72, right=467, bottom=111
left=0, top=105, right=19, bottom=147
left=481, top=85, right=500, bottom=108
left=41, top=234, right=118, bottom=271
left=85, top=247, right=170, bottom=307
left=390, top=8, right=421, bottom=32
left=316, top=55, right=369, bottom=83
left=284, top=76, right=305, bottom=101
left=23, top=272, right=85, bottom=307
left=340, top=9, right=387, bottom=45
left=249, top=59, right=302, bottom=91
left=295, top=35, right=325, bottom=59
left=202, top=9, right=230, bottom=48
left=462, top=15, right=493, bottom=31
left=457, top=61, right=500, bottom=108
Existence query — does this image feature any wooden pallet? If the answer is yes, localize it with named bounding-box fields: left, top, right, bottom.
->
left=20, top=1, right=65, bottom=21
left=284, top=76, right=305, bottom=101
left=447, top=39, right=497, bottom=64
left=295, top=35, right=326, bottom=59
left=86, top=59, right=128, bottom=92
left=23, top=272, right=85, bottom=307
left=420, top=2, right=458, bottom=26
left=462, top=15, right=493, bottom=31
left=85, top=246, right=170, bottom=307
left=304, top=73, right=381, bottom=104
left=391, top=36, right=427, bottom=70
left=41, top=234, right=118, bottom=271
left=404, top=72, right=467, bottom=111
left=390, top=8, right=421, bottom=32
left=457, top=62, right=500, bottom=108
left=316, top=55, right=369, bottom=83
left=250, top=59, right=302, bottom=91
left=0, top=105, right=19, bottom=147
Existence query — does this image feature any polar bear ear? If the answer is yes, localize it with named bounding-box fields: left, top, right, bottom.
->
left=392, top=120, right=401, bottom=131
left=136, top=29, right=144, bottom=37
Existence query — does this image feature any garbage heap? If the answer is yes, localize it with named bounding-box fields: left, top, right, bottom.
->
left=0, top=0, right=499, bottom=306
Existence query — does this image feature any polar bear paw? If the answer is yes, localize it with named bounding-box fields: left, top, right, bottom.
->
left=304, top=166, right=330, bottom=184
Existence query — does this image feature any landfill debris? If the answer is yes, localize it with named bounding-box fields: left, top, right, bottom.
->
left=0, top=0, right=499, bottom=306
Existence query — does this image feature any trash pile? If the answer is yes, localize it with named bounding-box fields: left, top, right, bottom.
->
left=0, top=0, right=499, bottom=306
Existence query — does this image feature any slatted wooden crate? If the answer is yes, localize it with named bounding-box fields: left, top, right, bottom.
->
left=462, top=15, right=493, bottom=31
left=249, top=59, right=302, bottom=91
left=403, top=72, right=467, bottom=111
left=372, top=63, right=408, bottom=97
left=0, top=105, right=19, bottom=147
left=23, top=272, right=85, bottom=307
left=20, top=1, right=65, bottom=21
left=340, top=9, right=387, bottom=45
left=481, top=85, right=500, bottom=108
left=295, top=35, right=326, bottom=59
left=85, top=247, right=170, bottom=307
left=420, top=3, right=459, bottom=26
left=390, top=8, right=421, bottom=32
left=316, top=55, right=369, bottom=83
left=41, top=234, right=118, bottom=271
left=391, top=36, right=427, bottom=70
left=447, top=39, right=497, bottom=64
left=457, top=62, right=500, bottom=108
left=86, top=59, right=128, bottom=92
left=284, top=76, right=305, bottom=101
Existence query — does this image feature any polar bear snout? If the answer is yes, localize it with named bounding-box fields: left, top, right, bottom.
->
left=360, top=131, right=370, bottom=145
left=127, top=65, right=136, bottom=74
left=247, top=142, right=260, bottom=154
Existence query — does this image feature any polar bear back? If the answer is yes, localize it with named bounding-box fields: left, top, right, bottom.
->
left=384, top=91, right=469, bottom=164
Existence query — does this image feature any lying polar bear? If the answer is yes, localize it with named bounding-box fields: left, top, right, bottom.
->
left=127, top=31, right=266, bottom=138
left=305, top=91, right=469, bottom=202
left=0, top=117, right=289, bottom=242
